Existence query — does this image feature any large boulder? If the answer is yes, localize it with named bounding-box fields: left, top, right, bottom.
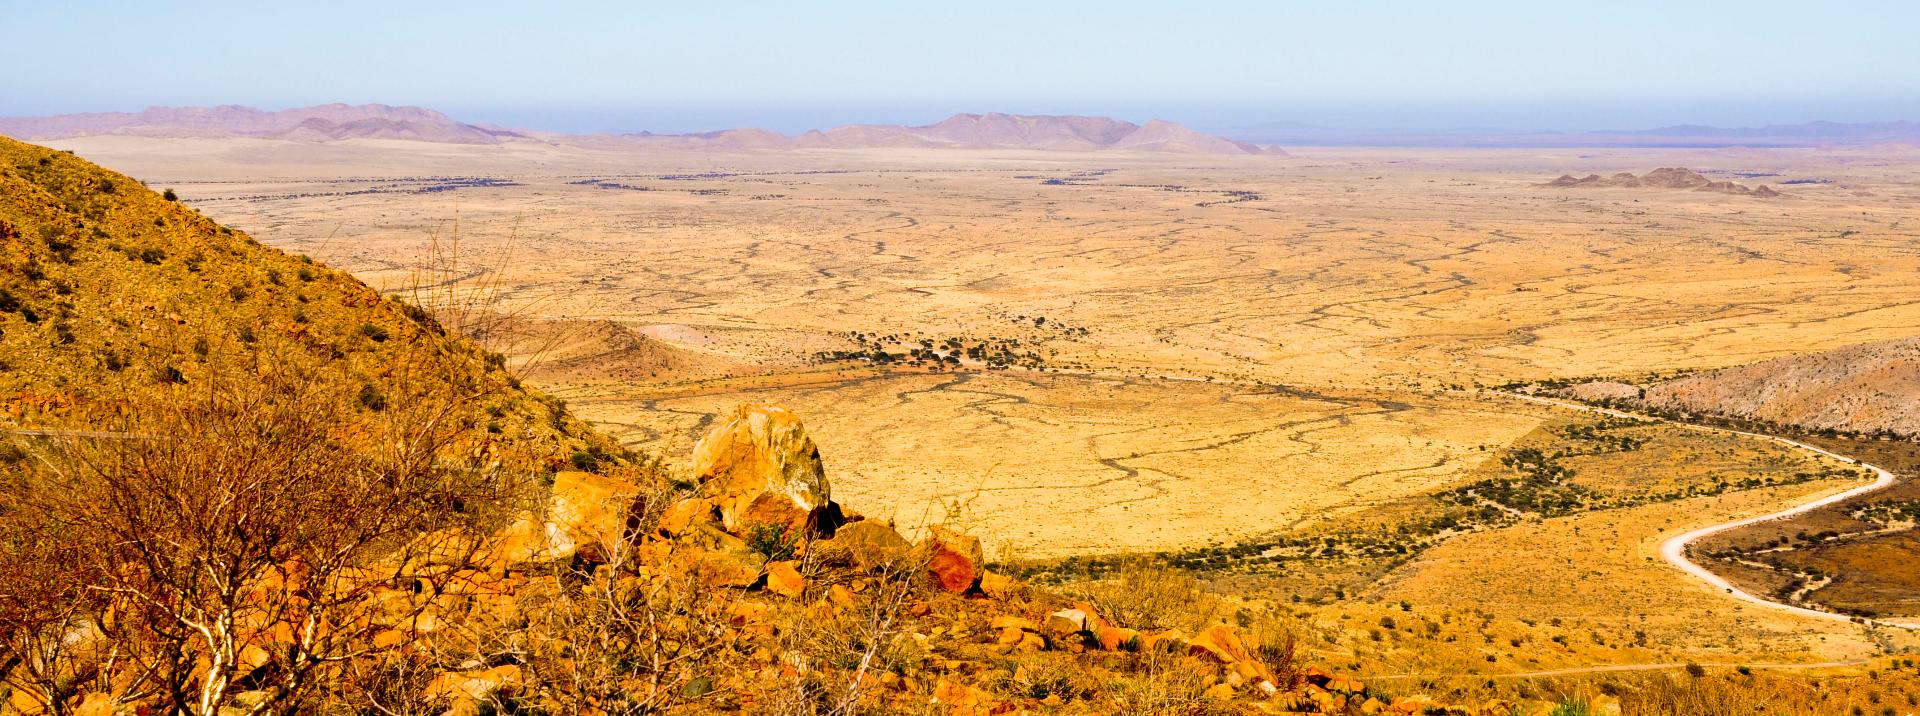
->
left=690, top=403, right=832, bottom=534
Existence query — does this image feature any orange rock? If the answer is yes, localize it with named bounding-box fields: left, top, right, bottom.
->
left=1302, top=665, right=1332, bottom=685
left=690, top=404, right=831, bottom=534
left=828, top=584, right=859, bottom=610
left=1233, top=660, right=1265, bottom=682
left=1071, top=601, right=1112, bottom=632
left=1390, top=695, right=1436, bottom=714
left=372, top=629, right=408, bottom=649
left=988, top=615, right=1038, bottom=632
left=826, top=520, right=911, bottom=571
left=921, top=525, right=985, bottom=593
left=425, top=664, right=523, bottom=703
left=238, top=643, right=272, bottom=670
left=672, top=526, right=766, bottom=588
left=1326, top=674, right=1366, bottom=694
left=71, top=693, right=115, bottom=716
left=484, top=471, right=645, bottom=567
left=1018, top=632, right=1047, bottom=650
left=730, top=601, right=773, bottom=625
left=977, top=570, right=1022, bottom=600
left=1141, top=628, right=1187, bottom=652
left=995, top=626, right=1025, bottom=645
left=933, top=678, right=1000, bottom=715
left=1187, top=625, right=1252, bottom=665
left=766, top=560, right=806, bottom=598
left=658, top=497, right=718, bottom=537
left=1203, top=682, right=1236, bottom=701
left=1095, top=625, right=1140, bottom=651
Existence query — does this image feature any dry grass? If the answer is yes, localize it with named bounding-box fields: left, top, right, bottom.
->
left=1067, top=559, right=1222, bottom=634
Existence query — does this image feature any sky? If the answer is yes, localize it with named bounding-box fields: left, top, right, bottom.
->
left=5, top=1, right=1918, bottom=134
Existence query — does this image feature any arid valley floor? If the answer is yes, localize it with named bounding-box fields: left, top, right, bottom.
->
left=53, top=135, right=1920, bottom=684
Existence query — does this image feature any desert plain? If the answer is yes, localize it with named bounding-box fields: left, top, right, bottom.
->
left=50, top=134, right=1920, bottom=674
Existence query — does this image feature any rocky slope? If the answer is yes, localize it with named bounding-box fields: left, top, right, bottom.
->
left=0, top=134, right=616, bottom=465
left=1642, top=337, right=1920, bottom=437
left=1550, top=337, right=1920, bottom=437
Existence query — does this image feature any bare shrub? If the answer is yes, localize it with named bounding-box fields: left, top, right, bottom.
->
left=1067, top=558, right=1220, bottom=633
left=1102, top=649, right=1229, bottom=716
left=480, top=481, right=750, bottom=715
left=2, top=350, right=529, bottom=715
left=769, top=546, right=933, bottom=715
left=1249, top=614, right=1303, bottom=689
left=0, top=461, right=112, bottom=715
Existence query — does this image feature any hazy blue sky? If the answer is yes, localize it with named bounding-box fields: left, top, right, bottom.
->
left=5, top=1, right=1917, bottom=134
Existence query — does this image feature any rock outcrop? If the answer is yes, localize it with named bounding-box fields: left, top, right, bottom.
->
left=690, top=403, right=833, bottom=534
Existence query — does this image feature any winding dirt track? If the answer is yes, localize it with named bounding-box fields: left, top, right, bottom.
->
left=1505, top=392, right=1915, bottom=630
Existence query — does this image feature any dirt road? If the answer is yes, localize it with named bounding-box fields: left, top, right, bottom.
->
left=1505, top=392, right=1913, bottom=630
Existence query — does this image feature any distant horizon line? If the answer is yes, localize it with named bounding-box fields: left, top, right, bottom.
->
left=6, top=101, right=1919, bottom=149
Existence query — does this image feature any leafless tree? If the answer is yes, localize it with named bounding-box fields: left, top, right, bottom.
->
left=4, top=347, right=529, bottom=715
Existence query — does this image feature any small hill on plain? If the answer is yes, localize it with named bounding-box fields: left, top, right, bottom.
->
left=462, top=313, right=750, bottom=385
left=1544, top=167, right=1781, bottom=196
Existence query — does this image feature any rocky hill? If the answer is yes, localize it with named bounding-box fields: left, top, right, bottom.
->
left=0, top=134, right=612, bottom=464
left=1544, top=167, right=1780, bottom=196
left=1643, top=337, right=1920, bottom=437
left=1551, top=337, right=1920, bottom=438
left=0, top=104, right=524, bottom=144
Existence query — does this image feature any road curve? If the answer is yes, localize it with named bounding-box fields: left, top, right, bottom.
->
left=1503, top=392, right=1912, bottom=630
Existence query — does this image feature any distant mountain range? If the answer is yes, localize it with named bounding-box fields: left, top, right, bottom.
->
left=1228, top=120, right=1920, bottom=148
left=593, top=113, right=1275, bottom=154
left=0, top=104, right=526, bottom=145
left=11, top=104, right=1917, bottom=151
left=0, top=104, right=1275, bottom=155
